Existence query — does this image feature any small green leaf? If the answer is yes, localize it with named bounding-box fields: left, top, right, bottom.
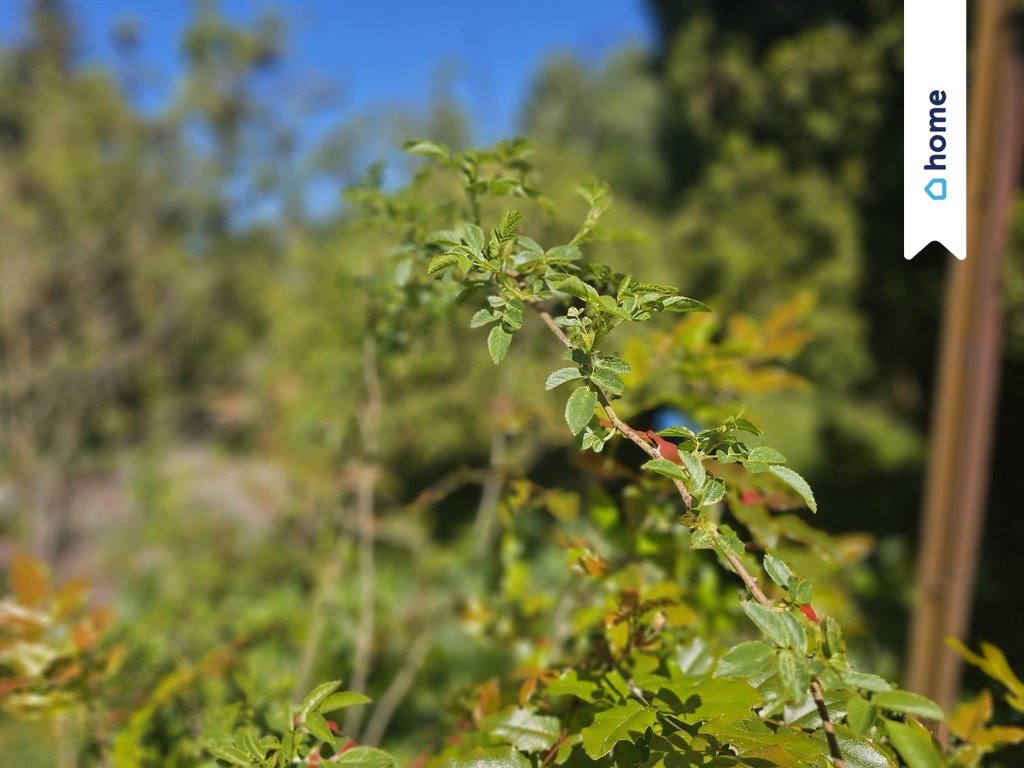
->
left=470, top=309, right=499, bottom=328
left=747, top=446, right=787, bottom=465
left=426, top=229, right=462, bottom=247
left=441, top=747, right=531, bottom=768
left=428, top=252, right=460, bottom=275
left=716, top=524, right=746, bottom=559
left=207, top=743, right=251, bottom=766
left=556, top=275, right=596, bottom=301
left=843, top=669, right=892, bottom=693
left=662, top=295, right=710, bottom=313
left=545, top=367, right=583, bottom=390
left=488, top=326, right=513, bottom=364
left=595, top=356, right=630, bottom=374
left=300, top=681, right=341, bottom=720
left=641, top=458, right=688, bottom=482
left=304, top=711, right=335, bottom=746
left=335, top=747, right=396, bottom=767
left=590, top=367, right=624, bottom=396
left=781, top=611, right=808, bottom=652
left=487, top=707, right=561, bottom=752
left=565, top=386, right=598, bottom=435
left=700, top=478, right=726, bottom=507
left=872, top=690, right=943, bottom=721
left=320, top=691, right=371, bottom=713
left=846, top=695, right=877, bottom=735
left=741, top=602, right=790, bottom=647
left=581, top=700, right=656, bottom=758
left=715, top=641, right=774, bottom=678
left=777, top=649, right=810, bottom=703
left=883, top=718, right=945, bottom=768
left=679, top=451, right=706, bottom=487
left=768, top=465, right=817, bottom=512
left=545, top=244, right=583, bottom=262
left=463, top=223, right=486, bottom=253
left=763, top=553, right=793, bottom=589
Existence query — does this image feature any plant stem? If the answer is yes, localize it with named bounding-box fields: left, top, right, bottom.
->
left=361, top=631, right=434, bottom=746
left=811, top=677, right=847, bottom=768
left=345, top=334, right=383, bottom=738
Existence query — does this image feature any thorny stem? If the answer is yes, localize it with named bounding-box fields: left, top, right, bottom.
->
left=534, top=306, right=843, bottom=765
left=812, top=677, right=847, bottom=768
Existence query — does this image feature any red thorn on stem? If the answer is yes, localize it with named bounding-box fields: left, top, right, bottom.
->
left=799, top=604, right=820, bottom=624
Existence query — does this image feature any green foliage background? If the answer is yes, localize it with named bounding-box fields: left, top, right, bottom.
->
left=2, top=0, right=1024, bottom=765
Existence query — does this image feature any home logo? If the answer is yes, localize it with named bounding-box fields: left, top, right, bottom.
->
left=925, top=178, right=946, bottom=200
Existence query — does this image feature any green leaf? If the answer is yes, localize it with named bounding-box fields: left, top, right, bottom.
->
left=715, top=524, right=746, bottom=559
left=207, top=743, right=251, bottom=766
left=463, top=223, right=486, bottom=253
left=641, top=458, right=688, bottom=482
left=781, top=611, right=808, bottom=652
left=777, top=649, right=810, bottom=703
left=883, top=719, right=946, bottom=768
left=403, top=139, right=449, bottom=158
left=581, top=700, right=656, bottom=758
left=565, top=386, right=597, bottom=436
left=516, top=236, right=543, bottom=255
left=678, top=451, right=706, bottom=487
left=662, top=295, right=710, bottom=313
left=545, top=244, right=583, bottom=262
left=843, top=670, right=892, bottom=693
left=442, top=747, right=532, bottom=768
left=428, top=252, right=461, bottom=276
left=763, top=553, right=793, bottom=589
left=768, top=465, right=817, bottom=512
left=335, top=747, right=396, bottom=767
left=690, top=528, right=715, bottom=550
left=595, top=355, right=631, bottom=374
left=304, top=711, right=335, bottom=746
left=545, top=367, right=582, bottom=390
left=320, top=691, right=371, bottom=713
left=590, top=367, right=624, bottom=396
left=872, top=690, right=943, bottom=721
left=426, top=229, right=463, bottom=247
left=487, top=707, right=561, bottom=752
left=488, top=326, right=513, bottom=364
left=813, top=726, right=898, bottom=768
left=715, top=641, right=774, bottom=679
left=846, top=695, right=877, bottom=735
left=555, top=275, right=596, bottom=301
left=741, top=602, right=790, bottom=647
left=470, top=309, right=499, bottom=328
left=545, top=670, right=599, bottom=702
left=300, top=681, right=341, bottom=720
left=699, top=478, right=726, bottom=507
left=747, top=446, right=788, bottom=465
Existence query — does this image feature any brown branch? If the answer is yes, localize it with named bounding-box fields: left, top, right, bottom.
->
left=811, top=677, right=847, bottom=768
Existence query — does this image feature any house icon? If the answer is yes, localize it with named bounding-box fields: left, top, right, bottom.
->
left=925, top=178, right=947, bottom=200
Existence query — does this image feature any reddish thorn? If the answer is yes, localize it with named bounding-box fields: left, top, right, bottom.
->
left=799, top=604, right=820, bottom=624
left=740, top=489, right=762, bottom=505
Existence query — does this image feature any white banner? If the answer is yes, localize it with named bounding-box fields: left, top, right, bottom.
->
left=904, top=0, right=967, bottom=260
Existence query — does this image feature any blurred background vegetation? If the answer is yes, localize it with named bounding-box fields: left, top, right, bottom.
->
left=1, top=0, right=1023, bottom=763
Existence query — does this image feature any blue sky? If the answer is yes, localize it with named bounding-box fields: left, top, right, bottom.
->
left=0, top=0, right=655, bottom=143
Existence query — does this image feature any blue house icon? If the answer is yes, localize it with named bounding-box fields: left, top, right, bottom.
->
left=925, top=178, right=947, bottom=200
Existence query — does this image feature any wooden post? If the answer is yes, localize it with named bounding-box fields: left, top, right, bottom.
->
left=905, top=0, right=1024, bottom=714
